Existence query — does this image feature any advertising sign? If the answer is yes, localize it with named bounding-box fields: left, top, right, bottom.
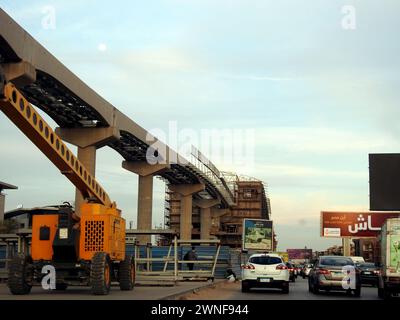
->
left=390, top=235, right=400, bottom=270
left=242, top=219, right=273, bottom=251
left=274, top=252, right=289, bottom=262
left=287, top=249, right=313, bottom=260
left=321, top=211, right=400, bottom=238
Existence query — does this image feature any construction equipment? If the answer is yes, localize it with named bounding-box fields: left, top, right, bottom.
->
left=0, top=82, right=135, bottom=295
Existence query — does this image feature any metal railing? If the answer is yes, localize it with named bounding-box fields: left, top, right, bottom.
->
left=134, top=237, right=221, bottom=284
left=187, top=146, right=235, bottom=206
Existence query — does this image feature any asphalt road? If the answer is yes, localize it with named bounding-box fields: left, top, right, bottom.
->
left=182, top=278, right=395, bottom=300
left=0, top=278, right=397, bottom=300
left=0, top=281, right=217, bottom=300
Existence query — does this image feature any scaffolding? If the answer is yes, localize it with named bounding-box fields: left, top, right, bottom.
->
left=161, top=170, right=273, bottom=248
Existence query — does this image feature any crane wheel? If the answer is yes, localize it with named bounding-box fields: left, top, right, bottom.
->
left=90, top=252, right=111, bottom=295
left=7, top=255, right=33, bottom=295
left=119, top=255, right=135, bottom=291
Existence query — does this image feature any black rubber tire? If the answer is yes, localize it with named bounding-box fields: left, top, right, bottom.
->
left=7, top=255, right=33, bottom=295
left=90, top=252, right=111, bottom=295
left=282, top=282, right=289, bottom=294
left=313, top=283, right=320, bottom=294
left=383, top=286, right=392, bottom=300
left=354, top=287, right=361, bottom=297
left=378, top=287, right=385, bottom=299
left=119, top=255, right=135, bottom=291
left=55, top=283, right=68, bottom=291
left=241, top=281, right=250, bottom=293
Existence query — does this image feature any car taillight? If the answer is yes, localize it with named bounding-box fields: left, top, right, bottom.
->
left=276, top=264, right=288, bottom=270
left=289, top=268, right=294, bottom=272
left=316, top=268, right=330, bottom=275
left=242, top=264, right=255, bottom=270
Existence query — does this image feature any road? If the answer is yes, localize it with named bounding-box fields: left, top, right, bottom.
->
left=0, top=281, right=217, bottom=300
left=0, top=278, right=396, bottom=300
left=181, top=278, right=392, bottom=300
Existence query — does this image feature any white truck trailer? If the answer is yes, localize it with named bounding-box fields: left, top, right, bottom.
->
left=378, top=218, right=400, bottom=299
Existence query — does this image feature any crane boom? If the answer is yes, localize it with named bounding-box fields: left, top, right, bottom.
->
left=0, top=82, right=113, bottom=208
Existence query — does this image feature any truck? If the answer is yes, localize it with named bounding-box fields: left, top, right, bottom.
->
left=378, top=218, right=400, bottom=299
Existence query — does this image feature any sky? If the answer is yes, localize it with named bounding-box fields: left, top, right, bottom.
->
left=1, top=0, right=400, bottom=251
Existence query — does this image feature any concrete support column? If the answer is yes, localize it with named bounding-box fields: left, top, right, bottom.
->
left=200, top=207, right=211, bottom=240
left=136, top=175, right=153, bottom=244
left=169, top=183, right=205, bottom=241
left=56, top=126, right=120, bottom=215
left=122, top=161, right=170, bottom=245
left=74, top=146, right=96, bottom=215
left=0, top=193, right=5, bottom=223
left=194, top=199, right=220, bottom=241
left=210, top=208, right=229, bottom=237
left=180, top=195, right=193, bottom=241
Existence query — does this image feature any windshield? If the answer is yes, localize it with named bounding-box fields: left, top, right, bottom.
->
left=358, top=263, right=375, bottom=268
left=249, top=256, right=282, bottom=265
left=320, top=258, right=354, bottom=266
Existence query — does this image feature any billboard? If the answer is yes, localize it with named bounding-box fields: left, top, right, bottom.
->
left=242, top=219, right=273, bottom=251
left=321, top=211, right=400, bottom=238
left=287, top=249, right=313, bottom=260
left=369, top=154, right=400, bottom=211
left=273, top=252, right=289, bottom=262
left=389, top=235, right=400, bottom=270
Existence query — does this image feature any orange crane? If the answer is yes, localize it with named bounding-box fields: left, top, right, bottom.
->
left=0, top=82, right=135, bottom=295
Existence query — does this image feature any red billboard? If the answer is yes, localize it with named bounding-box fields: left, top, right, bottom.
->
left=321, top=211, right=400, bottom=238
left=287, top=249, right=313, bottom=260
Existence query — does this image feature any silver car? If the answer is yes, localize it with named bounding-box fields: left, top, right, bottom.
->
left=302, top=264, right=313, bottom=278
left=308, top=256, right=361, bottom=297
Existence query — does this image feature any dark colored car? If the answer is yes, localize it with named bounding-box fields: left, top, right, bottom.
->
left=357, top=262, right=380, bottom=286
left=294, top=265, right=302, bottom=276
left=286, top=262, right=296, bottom=282
left=308, top=256, right=361, bottom=297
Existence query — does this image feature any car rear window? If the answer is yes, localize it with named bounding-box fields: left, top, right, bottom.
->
left=249, top=256, right=282, bottom=265
left=359, top=263, right=375, bottom=268
left=320, top=258, right=353, bottom=266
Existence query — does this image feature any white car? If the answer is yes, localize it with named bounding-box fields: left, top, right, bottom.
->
left=241, top=253, right=290, bottom=293
left=349, top=256, right=365, bottom=264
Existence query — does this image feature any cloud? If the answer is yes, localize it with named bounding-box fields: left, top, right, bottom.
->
left=256, top=126, right=399, bottom=155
